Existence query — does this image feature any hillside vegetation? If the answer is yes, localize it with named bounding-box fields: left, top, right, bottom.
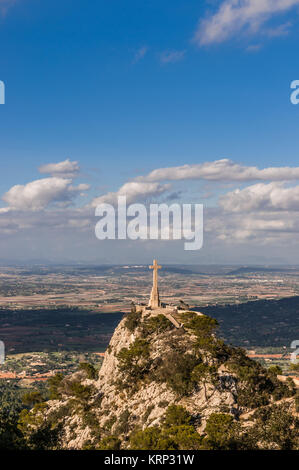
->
left=2, top=309, right=298, bottom=450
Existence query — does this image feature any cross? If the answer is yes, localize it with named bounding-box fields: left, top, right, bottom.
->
left=149, top=259, right=162, bottom=308
left=149, top=259, right=162, bottom=289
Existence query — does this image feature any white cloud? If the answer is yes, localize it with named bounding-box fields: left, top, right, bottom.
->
left=133, top=46, right=148, bottom=63
left=0, top=206, right=95, bottom=236
left=205, top=207, right=299, bottom=246
left=92, top=181, right=170, bottom=206
left=39, top=159, right=80, bottom=178
left=2, top=158, right=299, bottom=262
left=92, top=160, right=299, bottom=249
left=220, top=182, right=299, bottom=211
left=265, top=20, right=292, bottom=36
left=160, top=50, right=186, bottom=64
left=195, top=0, right=299, bottom=46
left=140, top=159, right=299, bottom=182
left=2, top=177, right=90, bottom=211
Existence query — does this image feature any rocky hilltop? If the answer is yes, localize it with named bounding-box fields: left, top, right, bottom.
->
left=19, top=306, right=299, bottom=450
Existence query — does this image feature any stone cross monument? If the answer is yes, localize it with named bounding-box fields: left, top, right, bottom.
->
left=149, top=259, right=161, bottom=309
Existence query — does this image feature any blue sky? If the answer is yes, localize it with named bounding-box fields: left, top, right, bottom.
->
left=1, top=0, right=299, bottom=264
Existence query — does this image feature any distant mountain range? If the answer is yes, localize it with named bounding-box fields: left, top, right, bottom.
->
left=1, top=262, right=299, bottom=276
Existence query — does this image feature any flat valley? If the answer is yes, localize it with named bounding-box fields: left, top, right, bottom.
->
left=0, top=264, right=298, bottom=382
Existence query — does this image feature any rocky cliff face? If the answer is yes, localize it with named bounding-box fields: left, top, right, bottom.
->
left=20, top=309, right=298, bottom=450
left=96, top=312, right=238, bottom=430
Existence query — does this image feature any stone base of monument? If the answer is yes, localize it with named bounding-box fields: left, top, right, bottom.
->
left=134, top=303, right=204, bottom=329
left=134, top=303, right=182, bottom=328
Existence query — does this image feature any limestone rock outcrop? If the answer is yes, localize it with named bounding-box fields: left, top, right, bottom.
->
left=22, top=307, right=298, bottom=450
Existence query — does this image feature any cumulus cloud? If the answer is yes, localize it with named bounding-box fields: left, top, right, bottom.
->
left=39, top=159, right=80, bottom=178
left=0, top=205, right=95, bottom=236
left=212, top=180, right=299, bottom=244
left=2, top=157, right=299, bottom=260
left=139, top=159, right=299, bottom=183
left=92, top=160, right=299, bottom=247
left=205, top=207, right=299, bottom=246
left=92, top=181, right=170, bottom=206
left=2, top=177, right=90, bottom=211
left=194, top=0, right=299, bottom=46
left=220, top=182, right=299, bottom=212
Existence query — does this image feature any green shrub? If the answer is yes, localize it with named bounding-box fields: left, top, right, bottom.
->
left=271, top=379, right=294, bottom=401
left=22, top=391, right=44, bottom=407
left=0, top=410, right=26, bottom=450
left=24, top=422, right=62, bottom=450
left=82, top=411, right=100, bottom=437
left=79, top=362, right=98, bottom=380
left=182, top=313, right=218, bottom=337
left=165, top=424, right=203, bottom=450
left=268, top=365, right=283, bottom=376
left=203, top=413, right=244, bottom=450
left=158, top=400, right=169, bottom=408
left=124, top=310, right=142, bottom=333
left=97, top=435, right=121, bottom=450
left=154, top=351, right=199, bottom=397
left=104, top=415, right=117, bottom=431
left=18, top=403, right=48, bottom=432
left=130, top=425, right=202, bottom=451
left=115, top=409, right=130, bottom=434
left=191, top=363, right=218, bottom=400
left=130, top=427, right=171, bottom=450
left=225, top=349, right=284, bottom=409
left=47, top=402, right=75, bottom=425
left=48, top=373, right=64, bottom=399
left=164, top=405, right=191, bottom=426
left=251, top=404, right=299, bottom=450
left=141, top=315, right=173, bottom=337
left=67, top=381, right=95, bottom=401
left=237, top=388, right=269, bottom=409
left=130, top=406, right=202, bottom=450
left=117, top=339, right=151, bottom=381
